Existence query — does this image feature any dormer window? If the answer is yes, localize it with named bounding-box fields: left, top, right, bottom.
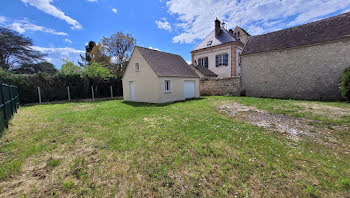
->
left=207, top=40, right=213, bottom=46
left=135, top=63, right=140, bottom=72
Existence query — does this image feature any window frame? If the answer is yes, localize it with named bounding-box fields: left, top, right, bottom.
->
left=164, top=80, right=171, bottom=93
left=198, top=57, right=209, bottom=68
left=135, top=63, right=140, bottom=72
left=215, top=53, right=229, bottom=67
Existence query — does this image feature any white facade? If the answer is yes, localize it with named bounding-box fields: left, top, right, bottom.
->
left=122, top=47, right=200, bottom=103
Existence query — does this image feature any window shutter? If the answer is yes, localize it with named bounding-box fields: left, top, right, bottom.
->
left=215, top=55, right=218, bottom=67
left=224, top=54, right=228, bottom=66
left=205, top=57, right=208, bottom=68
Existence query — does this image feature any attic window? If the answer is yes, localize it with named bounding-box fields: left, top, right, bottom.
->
left=207, top=40, right=213, bottom=46
left=135, top=63, right=140, bottom=72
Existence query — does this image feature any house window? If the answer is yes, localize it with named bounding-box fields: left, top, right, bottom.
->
left=216, top=53, right=228, bottom=67
left=207, top=40, right=213, bottom=46
left=198, top=57, right=208, bottom=68
left=135, top=63, right=140, bottom=71
left=164, top=80, right=171, bottom=93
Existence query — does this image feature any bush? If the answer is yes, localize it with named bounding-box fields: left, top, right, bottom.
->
left=0, top=69, right=122, bottom=104
left=339, top=67, right=350, bottom=101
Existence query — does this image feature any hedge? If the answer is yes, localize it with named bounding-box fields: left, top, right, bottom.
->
left=340, top=67, right=350, bottom=101
left=0, top=69, right=122, bottom=104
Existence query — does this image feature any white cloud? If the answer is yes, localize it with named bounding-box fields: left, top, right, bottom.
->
left=112, top=8, right=118, bottom=14
left=148, top=47, right=160, bottom=51
left=64, top=38, right=72, bottom=43
left=7, top=19, right=67, bottom=35
left=32, top=46, right=84, bottom=56
left=87, top=0, right=97, bottom=2
left=155, top=18, right=172, bottom=31
left=32, top=46, right=84, bottom=67
left=164, top=0, right=350, bottom=43
left=44, top=57, right=53, bottom=62
left=0, top=16, right=6, bottom=23
left=342, top=9, right=350, bottom=13
left=21, top=0, right=82, bottom=30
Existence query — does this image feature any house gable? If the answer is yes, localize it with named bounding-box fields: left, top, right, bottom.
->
left=122, top=47, right=159, bottom=81
left=193, top=28, right=237, bottom=52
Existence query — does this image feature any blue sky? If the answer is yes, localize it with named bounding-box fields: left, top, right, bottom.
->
left=1, top=0, right=350, bottom=68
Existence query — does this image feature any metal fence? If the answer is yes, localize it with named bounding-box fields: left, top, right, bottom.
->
left=0, top=83, right=20, bottom=135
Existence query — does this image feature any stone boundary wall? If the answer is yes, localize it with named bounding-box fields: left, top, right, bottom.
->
left=241, top=39, right=350, bottom=100
left=200, top=77, right=240, bottom=96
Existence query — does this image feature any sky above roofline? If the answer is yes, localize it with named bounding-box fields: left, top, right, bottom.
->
left=1, top=0, right=350, bottom=68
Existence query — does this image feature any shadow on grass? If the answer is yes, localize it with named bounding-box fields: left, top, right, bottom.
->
left=122, top=97, right=205, bottom=108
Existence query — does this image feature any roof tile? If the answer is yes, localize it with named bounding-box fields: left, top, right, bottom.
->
left=242, top=12, right=350, bottom=55
left=136, top=46, right=199, bottom=78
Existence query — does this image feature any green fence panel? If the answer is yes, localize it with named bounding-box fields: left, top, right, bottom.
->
left=0, top=83, right=20, bottom=135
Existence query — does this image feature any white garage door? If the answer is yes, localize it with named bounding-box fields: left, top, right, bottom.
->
left=184, top=80, right=195, bottom=99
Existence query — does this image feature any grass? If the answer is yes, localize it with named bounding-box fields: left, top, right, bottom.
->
left=0, top=96, right=349, bottom=197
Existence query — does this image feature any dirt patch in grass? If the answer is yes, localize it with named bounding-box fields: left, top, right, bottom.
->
left=297, top=102, right=350, bottom=120
left=218, top=102, right=348, bottom=148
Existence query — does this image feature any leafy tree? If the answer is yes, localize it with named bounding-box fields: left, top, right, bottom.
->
left=339, top=67, right=350, bottom=101
left=101, top=32, right=135, bottom=77
left=89, top=43, right=111, bottom=66
left=0, top=27, right=46, bottom=70
left=79, top=41, right=96, bottom=66
left=13, top=62, right=57, bottom=74
left=85, top=62, right=111, bottom=94
left=60, top=58, right=83, bottom=75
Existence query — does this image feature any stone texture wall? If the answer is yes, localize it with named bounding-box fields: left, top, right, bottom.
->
left=200, top=77, right=240, bottom=96
left=241, top=39, right=350, bottom=100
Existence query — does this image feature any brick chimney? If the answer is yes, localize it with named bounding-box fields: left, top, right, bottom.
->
left=215, top=18, right=221, bottom=38
left=229, top=29, right=233, bottom=35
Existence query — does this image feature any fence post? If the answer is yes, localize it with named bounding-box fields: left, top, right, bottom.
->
left=0, top=83, right=8, bottom=127
left=8, top=86, right=13, bottom=117
left=91, top=86, right=95, bottom=101
left=67, top=86, right=71, bottom=101
left=38, top=87, right=42, bottom=104
left=110, top=85, right=113, bottom=99
left=13, top=87, right=17, bottom=113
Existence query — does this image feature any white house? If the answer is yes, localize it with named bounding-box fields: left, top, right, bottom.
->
left=122, top=46, right=200, bottom=103
left=191, top=19, right=248, bottom=78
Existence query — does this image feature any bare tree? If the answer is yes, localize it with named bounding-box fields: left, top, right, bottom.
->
left=101, top=32, right=135, bottom=77
left=0, top=27, right=46, bottom=70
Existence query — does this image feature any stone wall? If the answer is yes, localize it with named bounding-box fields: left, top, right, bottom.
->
left=200, top=77, right=240, bottom=96
left=241, top=39, right=350, bottom=100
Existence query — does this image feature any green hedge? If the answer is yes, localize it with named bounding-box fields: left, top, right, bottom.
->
left=340, top=67, right=350, bottom=101
left=0, top=69, right=122, bottom=104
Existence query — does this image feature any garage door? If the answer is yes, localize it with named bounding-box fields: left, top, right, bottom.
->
left=184, top=80, right=195, bottom=99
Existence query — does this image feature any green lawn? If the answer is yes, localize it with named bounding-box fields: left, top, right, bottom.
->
left=0, top=96, right=349, bottom=197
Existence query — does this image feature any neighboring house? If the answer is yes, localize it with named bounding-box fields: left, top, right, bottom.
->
left=189, top=64, right=218, bottom=79
left=122, top=46, right=200, bottom=103
left=241, top=12, right=350, bottom=100
left=231, top=26, right=251, bottom=45
left=191, top=19, right=247, bottom=78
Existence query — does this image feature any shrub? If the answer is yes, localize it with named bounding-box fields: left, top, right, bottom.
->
left=339, top=67, right=350, bottom=101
